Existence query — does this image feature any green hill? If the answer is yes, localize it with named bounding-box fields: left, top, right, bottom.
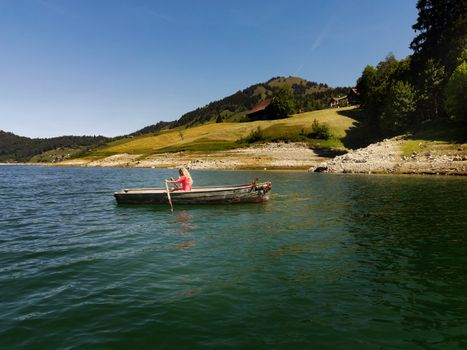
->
left=82, top=107, right=358, bottom=160
left=131, top=76, right=350, bottom=135
left=1, top=76, right=351, bottom=162
left=0, top=131, right=109, bottom=162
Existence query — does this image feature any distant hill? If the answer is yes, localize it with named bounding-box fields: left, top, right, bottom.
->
left=2, top=76, right=350, bottom=162
left=132, top=76, right=350, bottom=135
left=0, top=131, right=109, bottom=162
left=80, top=107, right=359, bottom=161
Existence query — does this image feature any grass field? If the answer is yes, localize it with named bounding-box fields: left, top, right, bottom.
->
left=401, top=122, right=467, bottom=157
left=83, top=107, right=358, bottom=158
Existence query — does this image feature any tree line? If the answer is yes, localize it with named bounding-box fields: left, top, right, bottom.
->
left=356, top=0, right=466, bottom=135
left=0, top=131, right=109, bottom=162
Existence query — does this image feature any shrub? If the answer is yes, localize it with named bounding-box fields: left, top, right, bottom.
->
left=237, top=127, right=267, bottom=144
left=309, top=119, right=332, bottom=140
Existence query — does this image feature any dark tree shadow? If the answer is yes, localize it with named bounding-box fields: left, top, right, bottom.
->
left=337, top=108, right=386, bottom=150
left=407, top=120, right=467, bottom=143
left=313, top=148, right=347, bottom=157
left=338, top=108, right=467, bottom=147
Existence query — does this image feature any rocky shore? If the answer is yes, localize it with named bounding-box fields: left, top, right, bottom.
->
left=4, top=139, right=466, bottom=176
left=59, top=142, right=326, bottom=170
left=310, top=137, right=467, bottom=175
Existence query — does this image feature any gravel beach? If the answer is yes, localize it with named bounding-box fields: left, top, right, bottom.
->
left=310, top=137, right=467, bottom=175
left=5, top=139, right=466, bottom=175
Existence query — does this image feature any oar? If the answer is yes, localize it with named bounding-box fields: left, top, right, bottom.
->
left=165, top=180, right=174, bottom=212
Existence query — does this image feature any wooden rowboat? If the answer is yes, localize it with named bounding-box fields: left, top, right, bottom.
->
left=114, top=182, right=272, bottom=205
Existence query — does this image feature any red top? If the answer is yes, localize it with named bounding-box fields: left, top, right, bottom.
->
left=174, top=175, right=192, bottom=191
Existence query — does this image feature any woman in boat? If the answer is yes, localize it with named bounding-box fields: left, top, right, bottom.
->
left=167, top=167, right=193, bottom=191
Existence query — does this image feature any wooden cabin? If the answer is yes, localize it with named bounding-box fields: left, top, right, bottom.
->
left=329, top=96, right=348, bottom=108
left=328, top=88, right=360, bottom=108
left=347, top=88, right=360, bottom=105
left=246, top=98, right=273, bottom=120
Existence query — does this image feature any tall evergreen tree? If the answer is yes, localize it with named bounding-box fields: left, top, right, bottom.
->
left=410, top=0, right=466, bottom=121
left=410, top=0, right=466, bottom=75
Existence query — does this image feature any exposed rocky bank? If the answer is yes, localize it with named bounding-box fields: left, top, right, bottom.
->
left=59, top=143, right=326, bottom=170
left=17, top=139, right=467, bottom=176
left=310, top=137, right=467, bottom=175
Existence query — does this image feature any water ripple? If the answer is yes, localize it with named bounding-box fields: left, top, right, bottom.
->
left=1, top=167, right=466, bottom=349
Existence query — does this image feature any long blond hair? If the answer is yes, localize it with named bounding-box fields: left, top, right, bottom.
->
left=179, top=167, right=193, bottom=185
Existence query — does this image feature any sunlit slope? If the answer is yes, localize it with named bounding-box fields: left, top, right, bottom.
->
left=91, top=107, right=357, bottom=157
left=262, top=108, right=354, bottom=138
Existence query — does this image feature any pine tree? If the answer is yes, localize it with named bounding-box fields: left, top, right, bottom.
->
left=410, top=0, right=466, bottom=75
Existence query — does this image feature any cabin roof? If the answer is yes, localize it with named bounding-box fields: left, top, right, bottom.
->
left=247, top=98, right=272, bottom=115
left=330, top=96, right=348, bottom=102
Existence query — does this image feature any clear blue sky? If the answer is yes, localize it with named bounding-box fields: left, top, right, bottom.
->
left=0, top=0, right=418, bottom=138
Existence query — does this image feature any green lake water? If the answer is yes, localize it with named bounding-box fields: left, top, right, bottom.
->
left=1, top=166, right=466, bottom=349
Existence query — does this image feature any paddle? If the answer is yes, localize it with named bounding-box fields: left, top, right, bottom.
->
left=170, top=177, right=181, bottom=190
left=164, top=180, right=174, bottom=212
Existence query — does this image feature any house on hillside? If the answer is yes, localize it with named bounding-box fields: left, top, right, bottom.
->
left=328, top=88, right=360, bottom=108
left=328, top=96, right=348, bottom=108
left=246, top=98, right=273, bottom=120
left=347, top=88, right=360, bottom=105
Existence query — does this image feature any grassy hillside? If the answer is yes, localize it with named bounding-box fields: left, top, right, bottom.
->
left=132, top=76, right=349, bottom=134
left=1, top=76, right=350, bottom=162
left=82, top=107, right=357, bottom=159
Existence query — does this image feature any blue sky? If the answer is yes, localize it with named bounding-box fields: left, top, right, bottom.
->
left=0, top=0, right=418, bottom=138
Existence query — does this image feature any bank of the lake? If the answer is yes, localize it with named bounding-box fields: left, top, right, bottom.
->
left=1, top=166, right=467, bottom=349
left=2, top=136, right=467, bottom=174
left=47, top=138, right=467, bottom=175
left=311, top=137, right=467, bottom=175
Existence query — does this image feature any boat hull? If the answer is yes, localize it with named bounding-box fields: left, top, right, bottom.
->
left=114, top=182, right=271, bottom=205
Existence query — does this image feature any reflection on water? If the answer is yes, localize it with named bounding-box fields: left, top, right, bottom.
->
left=176, top=241, right=196, bottom=250
left=173, top=210, right=196, bottom=250
left=175, top=211, right=194, bottom=235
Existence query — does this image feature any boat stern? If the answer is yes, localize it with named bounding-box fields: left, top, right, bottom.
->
left=254, top=182, right=272, bottom=202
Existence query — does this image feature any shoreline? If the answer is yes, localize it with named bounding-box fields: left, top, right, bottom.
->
left=55, top=142, right=327, bottom=171
left=2, top=140, right=466, bottom=176
left=2, top=162, right=466, bottom=176
left=310, top=137, right=467, bottom=176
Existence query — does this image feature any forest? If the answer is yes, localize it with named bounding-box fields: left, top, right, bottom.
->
left=0, top=131, right=109, bottom=162
left=355, top=0, right=466, bottom=136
